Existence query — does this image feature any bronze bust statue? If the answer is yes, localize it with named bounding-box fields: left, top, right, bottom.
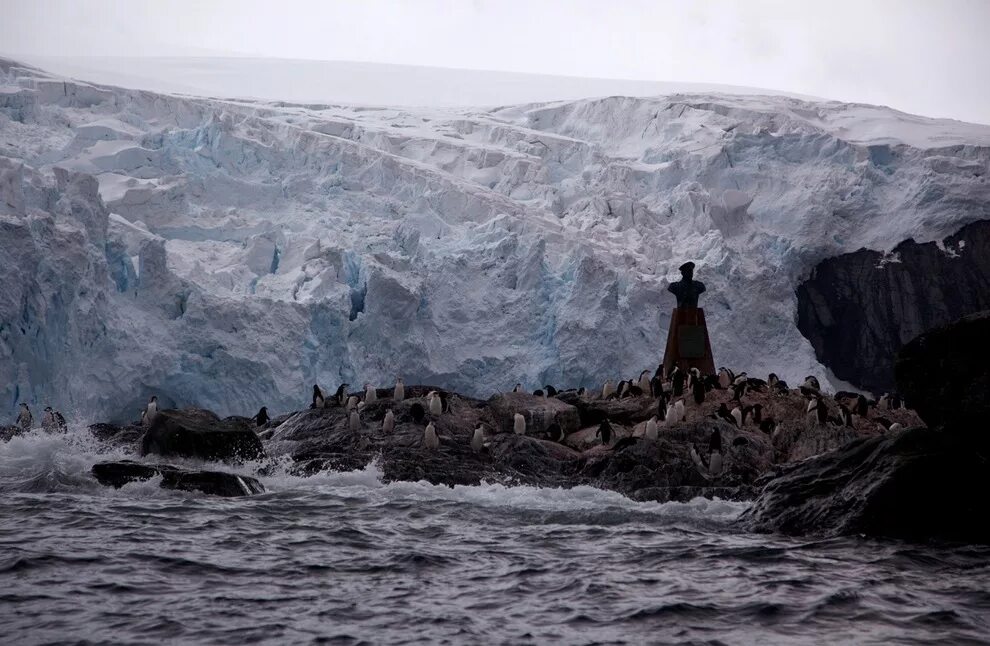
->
left=668, top=261, right=706, bottom=308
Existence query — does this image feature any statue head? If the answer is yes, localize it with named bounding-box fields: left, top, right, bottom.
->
left=678, top=261, right=695, bottom=280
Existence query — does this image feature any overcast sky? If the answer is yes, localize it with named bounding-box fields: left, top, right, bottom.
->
left=2, top=0, right=988, bottom=124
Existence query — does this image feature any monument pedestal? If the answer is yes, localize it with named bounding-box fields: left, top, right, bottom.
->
left=662, top=307, right=716, bottom=377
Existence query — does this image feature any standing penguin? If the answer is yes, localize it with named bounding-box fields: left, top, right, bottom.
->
left=601, top=379, right=616, bottom=400
left=53, top=410, right=68, bottom=433
left=650, top=374, right=664, bottom=399
left=512, top=383, right=523, bottom=393
left=424, top=422, right=439, bottom=450
left=427, top=391, right=443, bottom=416
left=346, top=395, right=359, bottom=411
left=644, top=416, right=659, bottom=441
left=707, top=427, right=724, bottom=477
left=252, top=406, right=270, bottom=427
left=596, top=418, right=613, bottom=446
left=41, top=407, right=57, bottom=432
left=349, top=410, right=361, bottom=432
left=716, top=403, right=736, bottom=427
left=674, top=399, right=686, bottom=422
left=730, top=405, right=743, bottom=429
left=382, top=409, right=395, bottom=433
left=16, top=404, right=32, bottom=431
left=544, top=385, right=558, bottom=397
left=334, top=384, right=349, bottom=407
left=312, top=385, right=325, bottom=409
left=855, top=394, right=869, bottom=418
left=692, top=377, right=706, bottom=405
left=718, top=367, right=734, bottom=389
left=364, top=383, right=377, bottom=404
left=546, top=414, right=563, bottom=442
left=471, top=425, right=485, bottom=452
left=143, top=396, right=159, bottom=428
left=671, top=367, right=685, bottom=397
left=638, top=370, right=652, bottom=394
left=513, top=413, right=526, bottom=435
left=393, top=378, right=405, bottom=402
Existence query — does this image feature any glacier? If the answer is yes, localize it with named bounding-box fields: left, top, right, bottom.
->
left=2, top=57, right=989, bottom=423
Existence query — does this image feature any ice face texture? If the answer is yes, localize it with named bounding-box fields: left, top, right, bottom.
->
left=2, top=57, right=989, bottom=422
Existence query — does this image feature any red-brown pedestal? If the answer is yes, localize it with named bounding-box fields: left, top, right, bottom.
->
left=662, top=307, right=716, bottom=377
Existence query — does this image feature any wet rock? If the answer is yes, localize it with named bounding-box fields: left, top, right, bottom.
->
left=92, top=460, right=265, bottom=497
left=1, top=424, right=26, bottom=442
left=88, top=422, right=144, bottom=450
left=487, top=393, right=580, bottom=436
left=740, top=427, right=989, bottom=543
left=141, top=408, right=265, bottom=463
left=896, top=310, right=990, bottom=431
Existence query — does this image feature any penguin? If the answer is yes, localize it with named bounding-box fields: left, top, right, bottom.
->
left=349, top=410, right=361, bottom=432
left=730, top=406, right=743, bottom=429
left=732, top=372, right=748, bottom=387
left=16, top=403, right=32, bottom=431
left=799, top=376, right=822, bottom=399
left=653, top=362, right=664, bottom=380
left=143, top=396, right=158, bottom=428
left=577, top=387, right=587, bottom=398
left=41, top=407, right=57, bottom=433
left=644, top=416, right=658, bottom=441
left=650, top=374, right=664, bottom=398
left=512, top=383, right=523, bottom=393
left=674, top=399, right=686, bottom=422
left=513, top=413, right=526, bottom=435
left=544, top=385, right=558, bottom=397
left=855, top=394, right=869, bottom=417
left=312, top=385, right=325, bottom=409
left=747, top=404, right=763, bottom=426
left=252, top=406, right=270, bottom=427
left=625, top=384, right=644, bottom=398
left=687, top=367, right=702, bottom=391
left=601, top=379, right=616, bottom=400
left=427, top=391, right=443, bottom=416
left=546, top=413, right=563, bottom=442
left=767, top=373, right=779, bottom=389
left=638, top=370, right=652, bottom=394
left=393, top=378, right=405, bottom=402
left=839, top=404, right=853, bottom=428
left=365, top=383, right=377, bottom=404
left=717, top=367, right=734, bottom=389
left=664, top=402, right=678, bottom=426
left=471, top=425, right=485, bottom=452
left=334, top=384, right=349, bottom=407
left=410, top=403, right=426, bottom=424
left=707, top=427, right=723, bottom=476
left=890, top=393, right=902, bottom=410
left=806, top=397, right=827, bottom=426
left=596, top=418, right=613, bottom=446
left=716, top=403, right=736, bottom=427
left=424, top=422, right=439, bottom=450
left=382, top=409, right=395, bottom=433
left=346, top=395, right=359, bottom=411
left=804, top=376, right=821, bottom=391
left=692, top=377, right=705, bottom=405
left=438, top=391, right=451, bottom=413
left=878, top=394, right=890, bottom=410
left=731, top=382, right=747, bottom=402
left=670, top=367, right=685, bottom=397
left=533, top=389, right=545, bottom=398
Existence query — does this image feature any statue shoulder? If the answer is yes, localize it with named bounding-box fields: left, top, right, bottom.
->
left=694, top=280, right=706, bottom=293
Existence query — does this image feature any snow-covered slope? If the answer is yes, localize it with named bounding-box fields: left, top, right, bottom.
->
left=2, top=57, right=989, bottom=422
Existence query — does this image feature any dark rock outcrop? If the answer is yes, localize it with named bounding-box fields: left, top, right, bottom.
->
left=797, top=219, right=990, bottom=393
left=745, top=312, right=990, bottom=543
left=141, top=408, right=265, bottom=462
left=92, top=460, right=265, bottom=497
left=895, top=310, right=990, bottom=431
left=741, top=427, right=989, bottom=543
left=88, top=422, right=145, bottom=450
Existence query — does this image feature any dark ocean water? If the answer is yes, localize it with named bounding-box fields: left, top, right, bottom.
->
left=1, top=431, right=988, bottom=645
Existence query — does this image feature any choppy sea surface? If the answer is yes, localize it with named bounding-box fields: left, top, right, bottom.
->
left=1, top=430, right=988, bottom=645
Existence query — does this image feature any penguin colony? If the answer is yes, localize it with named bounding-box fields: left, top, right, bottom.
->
left=10, top=367, right=913, bottom=477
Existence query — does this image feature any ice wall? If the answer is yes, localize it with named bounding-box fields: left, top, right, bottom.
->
left=2, top=57, right=990, bottom=422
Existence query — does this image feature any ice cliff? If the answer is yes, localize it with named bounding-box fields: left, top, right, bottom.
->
left=2, top=57, right=989, bottom=422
